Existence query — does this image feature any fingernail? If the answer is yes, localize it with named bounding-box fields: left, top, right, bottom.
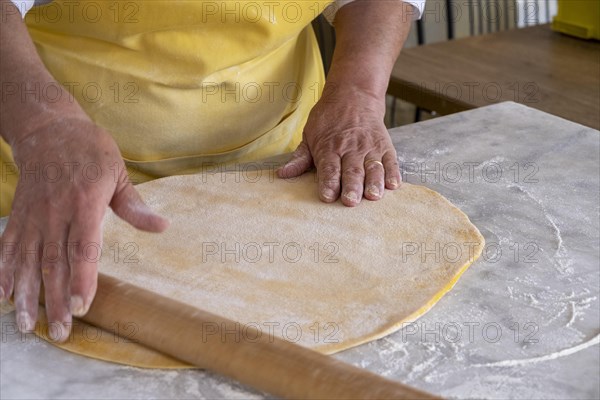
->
left=322, top=189, right=335, bottom=201
left=366, top=185, right=381, bottom=198
left=17, top=312, right=35, bottom=332
left=0, top=287, right=5, bottom=302
left=48, top=322, right=69, bottom=343
left=387, top=178, right=399, bottom=188
left=70, top=296, right=86, bottom=317
left=343, top=191, right=359, bottom=202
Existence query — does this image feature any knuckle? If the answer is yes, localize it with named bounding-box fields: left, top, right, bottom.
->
left=365, top=163, right=383, bottom=172
left=387, top=166, right=401, bottom=177
left=343, top=166, right=364, bottom=178
left=385, top=166, right=400, bottom=176
left=318, top=162, right=341, bottom=178
left=292, top=146, right=309, bottom=159
left=386, top=168, right=400, bottom=178
left=365, top=177, right=385, bottom=188
left=384, top=157, right=400, bottom=171
left=385, top=155, right=400, bottom=166
left=343, top=185, right=362, bottom=195
left=320, top=180, right=339, bottom=191
left=386, top=161, right=400, bottom=171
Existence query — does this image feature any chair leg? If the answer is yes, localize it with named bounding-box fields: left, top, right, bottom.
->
left=389, top=97, right=397, bottom=127
left=414, top=107, right=422, bottom=123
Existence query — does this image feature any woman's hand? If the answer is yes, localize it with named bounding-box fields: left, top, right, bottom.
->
left=277, top=0, right=413, bottom=206
left=277, top=84, right=401, bottom=207
left=0, top=0, right=168, bottom=342
left=0, top=117, right=169, bottom=342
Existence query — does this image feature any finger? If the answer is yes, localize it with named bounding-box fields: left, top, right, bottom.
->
left=363, top=154, right=385, bottom=201
left=277, top=141, right=313, bottom=179
left=340, top=155, right=365, bottom=207
left=111, top=182, right=169, bottom=233
left=316, top=155, right=342, bottom=203
left=13, top=228, right=42, bottom=333
left=67, top=211, right=102, bottom=317
left=41, top=225, right=72, bottom=342
left=0, top=218, right=20, bottom=303
left=383, top=151, right=402, bottom=190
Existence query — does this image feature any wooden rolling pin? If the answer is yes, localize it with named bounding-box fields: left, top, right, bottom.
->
left=74, top=273, right=440, bottom=399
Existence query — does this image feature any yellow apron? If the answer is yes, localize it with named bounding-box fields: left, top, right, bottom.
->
left=1, top=0, right=331, bottom=216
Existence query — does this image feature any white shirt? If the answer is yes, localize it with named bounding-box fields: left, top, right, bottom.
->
left=9, top=0, right=35, bottom=16
left=327, top=0, right=425, bottom=22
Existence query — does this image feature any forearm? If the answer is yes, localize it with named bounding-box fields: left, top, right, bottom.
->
left=0, top=0, right=84, bottom=145
left=327, top=0, right=412, bottom=100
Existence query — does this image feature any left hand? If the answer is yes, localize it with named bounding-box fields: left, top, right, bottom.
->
left=277, top=84, right=401, bottom=207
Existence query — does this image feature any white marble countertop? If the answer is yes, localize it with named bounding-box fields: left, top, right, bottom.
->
left=1, top=102, right=598, bottom=399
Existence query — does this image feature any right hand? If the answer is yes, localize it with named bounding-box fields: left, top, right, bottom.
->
left=0, top=116, right=169, bottom=342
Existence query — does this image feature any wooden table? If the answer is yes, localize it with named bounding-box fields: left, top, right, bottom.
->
left=389, top=24, right=600, bottom=130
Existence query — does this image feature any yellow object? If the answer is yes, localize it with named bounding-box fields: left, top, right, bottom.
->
left=34, top=305, right=190, bottom=369
left=36, top=171, right=484, bottom=367
left=0, top=138, right=18, bottom=216
left=0, top=1, right=332, bottom=216
left=552, top=0, right=600, bottom=39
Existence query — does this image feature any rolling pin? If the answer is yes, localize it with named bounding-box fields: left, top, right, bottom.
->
left=72, top=273, right=441, bottom=399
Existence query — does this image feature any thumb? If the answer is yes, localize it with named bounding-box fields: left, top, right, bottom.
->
left=110, top=182, right=170, bottom=233
left=277, top=141, right=313, bottom=179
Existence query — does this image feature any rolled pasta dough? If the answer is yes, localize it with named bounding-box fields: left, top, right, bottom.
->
left=35, top=171, right=484, bottom=368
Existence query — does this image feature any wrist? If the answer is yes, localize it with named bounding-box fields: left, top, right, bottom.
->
left=326, top=60, right=390, bottom=96
left=321, top=79, right=386, bottom=117
left=1, top=86, right=87, bottom=146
